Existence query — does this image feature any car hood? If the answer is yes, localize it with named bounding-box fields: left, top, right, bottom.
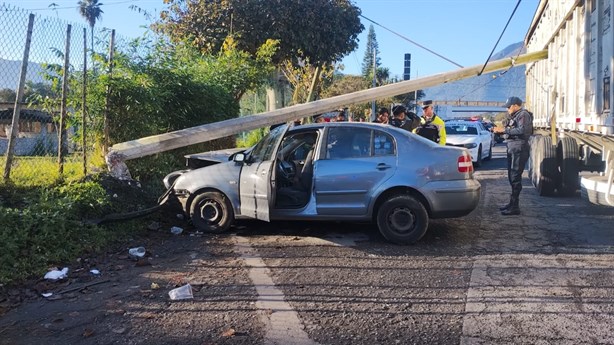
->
left=174, top=160, right=241, bottom=195
left=185, top=148, right=246, bottom=169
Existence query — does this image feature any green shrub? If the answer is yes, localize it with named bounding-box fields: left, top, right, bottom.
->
left=0, top=176, right=150, bottom=285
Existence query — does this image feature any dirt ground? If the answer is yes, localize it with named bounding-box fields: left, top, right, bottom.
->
left=0, top=208, right=268, bottom=345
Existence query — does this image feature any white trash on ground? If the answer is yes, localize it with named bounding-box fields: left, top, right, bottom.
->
left=44, top=267, right=68, bottom=280
left=128, top=247, right=146, bottom=259
left=170, top=226, right=183, bottom=235
left=168, top=284, right=193, bottom=300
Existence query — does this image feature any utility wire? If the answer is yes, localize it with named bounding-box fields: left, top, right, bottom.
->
left=0, top=0, right=141, bottom=12
left=359, top=14, right=463, bottom=69
left=477, top=0, right=522, bottom=76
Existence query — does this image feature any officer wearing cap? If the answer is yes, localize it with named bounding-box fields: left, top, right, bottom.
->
left=390, top=105, right=419, bottom=131
left=414, top=100, right=446, bottom=145
left=499, top=96, right=534, bottom=216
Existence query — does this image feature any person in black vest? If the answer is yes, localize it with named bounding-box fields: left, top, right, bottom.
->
left=499, top=96, right=534, bottom=216
left=414, top=100, right=447, bottom=145
left=390, top=105, right=420, bottom=131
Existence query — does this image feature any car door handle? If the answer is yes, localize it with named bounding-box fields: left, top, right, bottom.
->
left=376, top=163, right=392, bottom=170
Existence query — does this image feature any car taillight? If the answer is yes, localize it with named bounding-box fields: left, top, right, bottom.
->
left=458, top=154, right=473, bottom=173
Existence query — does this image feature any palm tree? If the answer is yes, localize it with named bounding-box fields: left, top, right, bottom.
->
left=77, top=0, right=103, bottom=57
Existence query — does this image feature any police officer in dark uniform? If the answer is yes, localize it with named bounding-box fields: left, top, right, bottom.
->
left=390, top=105, right=420, bottom=131
left=500, top=96, right=533, bottom=215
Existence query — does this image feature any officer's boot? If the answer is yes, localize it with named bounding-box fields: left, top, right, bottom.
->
left=498, top=196, right=513, bottom=211
left=501, top=197, right=520, bottom=215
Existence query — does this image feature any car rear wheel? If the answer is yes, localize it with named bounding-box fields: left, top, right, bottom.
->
left=190, top=191, right=234, bottom=233
left=376, top=195, right=428, bottom=245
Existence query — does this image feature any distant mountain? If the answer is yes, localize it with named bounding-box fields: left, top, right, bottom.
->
left=0, top=58, right=45, bottom=90
left=423, top=42, right=526, bottom=102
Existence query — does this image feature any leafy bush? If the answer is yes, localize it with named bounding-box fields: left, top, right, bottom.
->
left=0, top=176, right=151, bottom=285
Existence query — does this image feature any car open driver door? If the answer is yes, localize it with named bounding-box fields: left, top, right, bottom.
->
left=237, top=124, right=289, bottom=221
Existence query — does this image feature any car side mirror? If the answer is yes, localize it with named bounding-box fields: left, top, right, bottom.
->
left=233, top=153, right=246, bottom=163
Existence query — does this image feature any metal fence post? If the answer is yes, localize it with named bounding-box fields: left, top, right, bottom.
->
left=82, top=27, right=87, bottom=176
left=3, top=13, right=34, bottom=183
left=58, top=24, right=71, bottom=177
left=103, top=29, right=115, bottom=156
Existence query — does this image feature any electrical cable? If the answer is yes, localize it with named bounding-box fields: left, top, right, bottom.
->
left=359, top=14, right=463, bottom=69
left=477, top=0, right=522, bottom=76
left=1, top=0, right=141, bottom=12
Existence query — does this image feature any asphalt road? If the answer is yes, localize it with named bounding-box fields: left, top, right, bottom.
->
left=1, top=143, right=614, bottom=345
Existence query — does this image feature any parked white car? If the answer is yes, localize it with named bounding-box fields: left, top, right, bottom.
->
left=445, top=120, right=493, bottom=167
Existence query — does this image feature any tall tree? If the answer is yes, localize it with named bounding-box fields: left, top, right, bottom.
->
left=77, top=0, right=103, bottom=55
left=361, top=25, right=381, bottom=78
left=155, top=0, right=363, bottom=66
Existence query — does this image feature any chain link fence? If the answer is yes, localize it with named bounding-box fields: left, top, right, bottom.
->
left=0, top=3, right=142, bottom=186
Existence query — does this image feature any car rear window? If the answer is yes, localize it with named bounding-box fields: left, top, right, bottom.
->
left=446, top=124, right=478, bottom=135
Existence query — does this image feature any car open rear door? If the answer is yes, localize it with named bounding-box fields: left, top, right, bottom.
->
left=238, top=124, right=289, bottom=221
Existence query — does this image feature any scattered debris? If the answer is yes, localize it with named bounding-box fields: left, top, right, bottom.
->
left=168, top=284, right=193, bottom=300
left=150, top=282, right=160, bottom=290
left=44, top=267, right=68, bottom=281
left=90, top=269, right=100, bottom=275
left=128, top=247, right=146, bottom=259
left=170, top=226, right=183, bottom=235
left=221, top=328, right=236, bottom=337
left=41, top=293, right=53, bottom=298
left=82, top=329, right=94, bottom=338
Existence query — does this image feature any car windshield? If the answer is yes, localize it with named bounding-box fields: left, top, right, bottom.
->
left=446, top=124, right=478, bottom=135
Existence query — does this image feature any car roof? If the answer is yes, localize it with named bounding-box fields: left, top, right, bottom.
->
left=445, top=120, right=482, bottom=126
left=287, top=121, right=395, bottom=132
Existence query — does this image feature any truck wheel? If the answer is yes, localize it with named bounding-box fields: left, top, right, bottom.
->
left=557, top=137, right=580, bottom=196
left=536, top=136, right=558, bottom=196
left=376, top=195, right=428, bottom=245
left=190, top=191, right=234, bottom=233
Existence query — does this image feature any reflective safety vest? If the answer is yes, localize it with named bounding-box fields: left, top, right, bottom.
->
left=414, top=115, right=445, bottom=145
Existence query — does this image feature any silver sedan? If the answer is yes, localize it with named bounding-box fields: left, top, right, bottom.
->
left=164, top=122, right=480, bottom=244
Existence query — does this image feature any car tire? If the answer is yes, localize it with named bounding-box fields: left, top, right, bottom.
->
left=485, top=142, right=493, bottom=161
left=189, top=191, right=234, bottom=233
left=474, top=146, right=482, bottom=168
left=376, top=195, right=428, bottom=245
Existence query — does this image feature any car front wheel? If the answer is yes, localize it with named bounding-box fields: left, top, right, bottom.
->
left=189, top=191, right=234, bottom=233
left=376, top=195, right=428, bottom=244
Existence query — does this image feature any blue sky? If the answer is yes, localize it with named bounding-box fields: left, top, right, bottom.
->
left=3, top=0, right=539, bottom=78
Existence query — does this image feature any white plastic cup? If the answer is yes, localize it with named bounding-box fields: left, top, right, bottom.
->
left=168, top=284, right=193, bottom=300
left=128, top=246, right=146, bottom=259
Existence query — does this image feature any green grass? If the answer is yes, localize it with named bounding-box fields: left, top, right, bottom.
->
left=0, top=170, right=161, bottom=285
left=0, top=154, right=105, bottom=187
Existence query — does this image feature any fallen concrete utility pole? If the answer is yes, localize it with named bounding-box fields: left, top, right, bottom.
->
left=109, top=50, right=547, bottom=164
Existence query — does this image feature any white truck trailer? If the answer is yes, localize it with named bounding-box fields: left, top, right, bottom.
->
left=525, top=0, right=614, bottom=205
